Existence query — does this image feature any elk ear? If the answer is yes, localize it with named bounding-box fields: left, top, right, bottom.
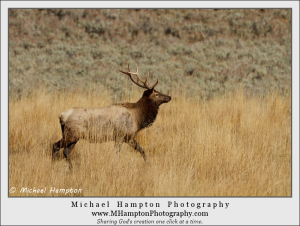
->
left=143, top=89, right=154, bottom=97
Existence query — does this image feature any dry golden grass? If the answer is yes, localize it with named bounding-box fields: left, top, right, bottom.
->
left=9, top=88, right=291, bottom=196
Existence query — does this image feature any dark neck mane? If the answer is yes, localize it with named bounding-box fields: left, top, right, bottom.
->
left=136, top=97, right=159, bottom=130
left=114, top=97, right=159, bottom=131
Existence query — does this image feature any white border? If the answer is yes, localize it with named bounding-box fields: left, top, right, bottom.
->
left=1, top=1, right=299, bottom=225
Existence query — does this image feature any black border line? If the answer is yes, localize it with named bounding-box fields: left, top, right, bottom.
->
left=6, top=8, right=293, bottom=199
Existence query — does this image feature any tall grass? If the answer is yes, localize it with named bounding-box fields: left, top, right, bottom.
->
left=9, top=88, right=291, bottom=196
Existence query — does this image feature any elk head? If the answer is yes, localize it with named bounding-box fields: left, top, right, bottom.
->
left=119, top=65, right=171, bottom=107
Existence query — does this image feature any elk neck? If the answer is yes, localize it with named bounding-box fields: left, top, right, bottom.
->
left=135, top=96, right=159, bottom=130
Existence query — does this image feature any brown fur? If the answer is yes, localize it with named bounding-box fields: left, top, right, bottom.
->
left=52, top=89, right=171, bottom=170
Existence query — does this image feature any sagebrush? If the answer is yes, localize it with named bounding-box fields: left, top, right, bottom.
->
left=9, top=9, right=291, bottom=100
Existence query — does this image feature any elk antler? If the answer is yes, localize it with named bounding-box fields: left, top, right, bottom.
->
left=119, top=65, right=159, bottom=90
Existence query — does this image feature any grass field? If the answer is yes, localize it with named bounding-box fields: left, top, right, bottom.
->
left=9, top=88, right=291, bottom=196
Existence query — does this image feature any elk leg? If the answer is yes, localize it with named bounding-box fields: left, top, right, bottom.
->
left=52, top=139, right=66, bottom=161
left=52, top=124, right=67, bottom=161
left=128, top=139, right=147, bottom=162
left=63, top=142, right=77, bottom=171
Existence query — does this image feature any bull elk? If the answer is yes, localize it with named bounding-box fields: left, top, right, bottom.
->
left=52, top=65, right=171, bottom=170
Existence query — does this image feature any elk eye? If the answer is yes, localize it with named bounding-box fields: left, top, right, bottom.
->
left=155, top=93, right=159, bottom=96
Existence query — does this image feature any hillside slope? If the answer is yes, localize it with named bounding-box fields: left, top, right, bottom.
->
left=9, top=9, right=291, bottom=99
